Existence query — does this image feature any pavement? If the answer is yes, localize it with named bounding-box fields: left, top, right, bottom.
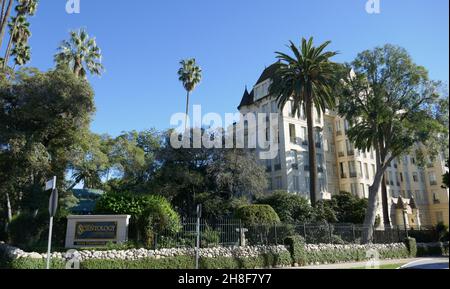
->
left=297, top=258, right=449, bottom=269
left=400, top=258, right=449, bottom=269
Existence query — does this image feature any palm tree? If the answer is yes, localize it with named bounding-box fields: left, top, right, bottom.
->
left=11, top=42, right=30, bottom=68
left=54, top=29, right=104, bottom=78
left=178, top=58, right=202, bottom=132
left=2, top=0, right=37, bottom=69
left=270, top=37, right=340, bottom=206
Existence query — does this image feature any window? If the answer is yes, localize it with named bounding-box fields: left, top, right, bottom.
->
left=400, top=172, right=404, bottom=183
left=436, top=212, right=444, bottom=223
left=268, top=178, right=273, bottom=191
left=346, top=139, right=354, bottom=155
left=293, top=176, right=300, bottom=191
left=302, top=151, right=310, bottom=171
left=395, top=172, right=400, bottom=185
left=364, top=163, right=370, bottom=180
left=360, top=184, right=365, bottom=198
left=344, top=120, right=350, bottom=132
left=429, top=172, right=437, bottom=186
left=351, top=183, right=358, bottom=196
left=305, top=177, right=310, bottom=193
left=274, top=153, right=281, bottom=171
left=301, top=127, right=308, bottom=145
left=317, top=153, right=324, bottom=173
left=371, top=165, right=376, bottom=177
left=289, top=124, right=297, bottom=144
left=348, top=161, right=356, bottom=177
left=412, top=172, right=419, bottom=183
left=358, top=162, right=364, bottom=178
left=275, top=176, right=282, bottom=190
left=340, top=162, right=346, bottom=178
left=290, top=150, right=299, bottom=170
left=336, top=119, right=342, bottom=134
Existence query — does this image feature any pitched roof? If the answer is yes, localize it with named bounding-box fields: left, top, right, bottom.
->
left=238, top=62, right=280, bottom=109
left=255, top=62, right=281, bottom=85
left=238, top=87, right=254, bottom=109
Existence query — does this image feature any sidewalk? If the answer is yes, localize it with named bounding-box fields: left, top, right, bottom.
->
left=296, top=258, right=421, bottom=269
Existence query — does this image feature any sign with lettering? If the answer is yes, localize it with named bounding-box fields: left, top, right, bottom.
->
left=65, top=215, right=130, bottom=248
left=75, top=222, right=117, bottom=240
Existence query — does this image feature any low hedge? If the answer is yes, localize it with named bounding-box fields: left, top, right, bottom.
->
left=284, top=236, right=307, bottom=266
left=3, top=252, right=291, bottom=269
left=417, top=242, right=449, bottom=257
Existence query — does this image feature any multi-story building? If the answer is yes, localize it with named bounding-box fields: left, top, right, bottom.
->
left=237, top=63, right=449, bottom=227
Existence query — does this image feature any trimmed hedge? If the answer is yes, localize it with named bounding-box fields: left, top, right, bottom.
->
left=284, top=236, right=307, bottom=266
left=235, top=205, right=280, bottom=226
left=4, top=251, right=292, bottom=269
left=404, top=238, right=417, bottom=257
left=417, top=242, right=449, bottom=257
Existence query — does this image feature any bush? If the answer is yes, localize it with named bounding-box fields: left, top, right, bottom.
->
left=235, top=205, right=280, bottom=226
left=417, top=242, right=449, bottom=257
left=284, top=235, right=307, bottom=266
left=95, top=193, right=180, bottom=246
left=256, top=191, right=313, bottom=223
left=436, top=222, right=449, bottom=242
left=8, top=258, right=66, bottom=269
left=404, top=238, right=417, bottom=257
left=81, top=256, right=195, bottom=269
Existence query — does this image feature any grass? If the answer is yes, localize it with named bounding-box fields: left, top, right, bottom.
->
left=352, top=263, right=406, bottom=270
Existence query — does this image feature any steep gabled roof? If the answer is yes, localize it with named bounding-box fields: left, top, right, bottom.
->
left=238, top=62, right=281, bottom=110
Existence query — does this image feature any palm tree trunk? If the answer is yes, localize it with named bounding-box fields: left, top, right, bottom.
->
left=381, top=176, right=391, bottom=228
left=305, top=97, right=317, bottom=207
left=2, top=16, right=16, bottom=69
left=0, top=0, right=13, bottom=50
left=4, top=191, right=12, bottom=233
left=184, top=91, right=190, bottom=133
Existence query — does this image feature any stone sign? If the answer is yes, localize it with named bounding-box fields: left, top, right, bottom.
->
left=65, top=215, right=131, bottom=248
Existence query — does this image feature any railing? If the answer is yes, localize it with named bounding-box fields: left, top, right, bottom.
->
left=154, top=220, right=414, bottom=249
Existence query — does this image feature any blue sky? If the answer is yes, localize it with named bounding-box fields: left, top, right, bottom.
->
left=23, top=0, right=449, bottom=136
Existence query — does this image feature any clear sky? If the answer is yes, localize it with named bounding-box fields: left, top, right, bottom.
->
left=23, top=0, right=449, bottom=136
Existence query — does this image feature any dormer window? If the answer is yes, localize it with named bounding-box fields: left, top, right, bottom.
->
left=254, top=80, right=272, bottom=101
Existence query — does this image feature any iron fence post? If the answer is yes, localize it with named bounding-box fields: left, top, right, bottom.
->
left=352, top=225, right=356, bottom=243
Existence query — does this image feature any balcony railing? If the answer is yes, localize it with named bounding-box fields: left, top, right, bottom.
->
left=347, top=150, right=355, bottom=156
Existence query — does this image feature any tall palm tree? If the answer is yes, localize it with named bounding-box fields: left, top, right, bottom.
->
left=270, top=37, right=340, bottom=206
left=54, top=29, right=104, bottom=78
left=178, top=58, right=202, bottom=132
left=2, top=0, right=37, bottom=69
left=11, top=42, right=30, bottom=68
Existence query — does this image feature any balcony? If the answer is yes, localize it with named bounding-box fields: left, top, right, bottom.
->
left=336, top=130, right=343, bottom=136
left=347, top=150, right=355, bottom=156
left=338, top=152, right=345, bottom=158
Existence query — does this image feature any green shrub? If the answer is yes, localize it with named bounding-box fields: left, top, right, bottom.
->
left=201, top=226, right=221, bottom=248
left=81, top=256, right=195, bottom=269
left=235, top=205, right=280, bottom=226
left=256, top=191, right=313, bottom=223
left=95, top=193, right=180, bottom=246
left=9, top=258, right=66, bottom=269
left=436, top=222, right=449, bottom=242
left=417, top=242, right=449, bottom=257
left=404, top=238, right=417, bottom=257
left=284, top=235, right=306, bottom=266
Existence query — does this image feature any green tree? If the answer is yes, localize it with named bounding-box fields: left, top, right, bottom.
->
left=54, top=29, right=104, bottom=78
left=269, top=37, right=340, bottom=206
left=256, top=191, right=313, bottom=223
left=338, top=44, right=447, bottom=243
left=178, top=58, right=202, bottom=131
left=0, top=67, right=95, bottom=229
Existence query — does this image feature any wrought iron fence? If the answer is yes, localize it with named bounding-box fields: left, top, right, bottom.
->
left=152, top=219, right=427, bottom=250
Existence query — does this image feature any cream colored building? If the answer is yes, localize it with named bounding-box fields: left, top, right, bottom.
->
left=237, top=63, right=449, bottom=228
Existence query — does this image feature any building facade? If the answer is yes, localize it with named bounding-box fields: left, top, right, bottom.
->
left=237, top=63, right=449, bottom=228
